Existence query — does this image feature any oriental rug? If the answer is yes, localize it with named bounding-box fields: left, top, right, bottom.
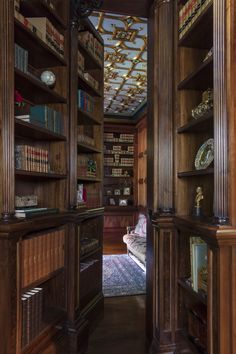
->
left=103, top=254, right=146, bottom=297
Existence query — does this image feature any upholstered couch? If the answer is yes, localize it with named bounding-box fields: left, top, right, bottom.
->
left=123, top=213, right=147, bottom=269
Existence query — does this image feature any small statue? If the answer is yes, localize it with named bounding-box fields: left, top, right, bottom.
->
left=194, top=186, right=203, bottom=216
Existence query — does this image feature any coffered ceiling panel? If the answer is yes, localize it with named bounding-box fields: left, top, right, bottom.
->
left=90, top=12, right=147, bottom=117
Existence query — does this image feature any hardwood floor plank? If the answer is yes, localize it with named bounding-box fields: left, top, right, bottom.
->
left=87, top=295, right=147, bottom=354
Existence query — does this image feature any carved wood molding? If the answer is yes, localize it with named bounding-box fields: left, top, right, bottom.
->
left=154, top=0, right=171, bottom=8
left=0, top=0, right=15, bottom=220
left=213, top=0, right=228, bottom=224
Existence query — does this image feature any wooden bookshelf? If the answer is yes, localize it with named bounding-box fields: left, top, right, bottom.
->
left=15, top=118, right=67, bottom=141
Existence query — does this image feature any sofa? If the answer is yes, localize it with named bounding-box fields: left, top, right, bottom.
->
left=123, top=213, right=147, bottom=269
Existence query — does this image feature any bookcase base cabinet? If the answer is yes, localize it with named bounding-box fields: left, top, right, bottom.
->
left=151, top=215, right=236, bottom=354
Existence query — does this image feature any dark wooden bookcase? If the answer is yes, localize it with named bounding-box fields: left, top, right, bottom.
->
left=0, top=1, right=104, bottom=353
left=103, top=123, right=138, bottom=254
left=148, top=0, right=236, bottom=353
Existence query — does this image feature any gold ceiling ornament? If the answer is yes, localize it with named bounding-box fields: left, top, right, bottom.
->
left=90, top=12, right=147, bottom=116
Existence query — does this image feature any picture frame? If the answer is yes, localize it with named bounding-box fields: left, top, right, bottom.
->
left=106, top=189, right=112, bottom=196
left=119, top=198, right=128, bottom=206
left=109, top=198, right=116, bottom=206
left=123, top=187, right=131, bottom=195
left=114, top=189, right=121, bottom=195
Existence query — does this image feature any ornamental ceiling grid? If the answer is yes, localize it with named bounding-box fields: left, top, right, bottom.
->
left=90, top=12, right=147, bottom=116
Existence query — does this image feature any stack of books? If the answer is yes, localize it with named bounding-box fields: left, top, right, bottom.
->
left=80, top=238, right=99, bottom=256
left=15, top=43, right=28, bottom=73
left=21, top=287, right=43, bottom=347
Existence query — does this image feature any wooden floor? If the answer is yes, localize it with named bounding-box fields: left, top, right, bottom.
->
left=86, top=295, right=147, bottom=354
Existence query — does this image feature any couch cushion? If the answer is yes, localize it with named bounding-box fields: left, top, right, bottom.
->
left=134, top=213, right=146, bottom=236
left=123, top=234, right=146, bottom=264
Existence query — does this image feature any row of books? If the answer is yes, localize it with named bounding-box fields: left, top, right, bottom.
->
left=190, top=236, right=207, bottom=293
left=16, top=105, right=63, bottom=135
left=104, top=148, right=134, bottom=155
left=179, top=0, right=212, bottom=39
left=77, top=125, right=95, bottom=146
left=21, top=230, right=65, bottom=287
left=15, top=43, right=28, bottom=73
left=77, top=155, right=97, bottom=178
left=78, top=89, right=95, bottom=114
left=104, top=133, right=134, bottom=143
left=104, top=157, right=134, bottom=166
left=105, top=168, right=132, bottom=177
left=78, top=30, right=103, bottom=66
left=21, top=287, right=43, bottom=348
left=14, top=3, right=65, bottom=59
left=15, top=145, right=50, bottom=173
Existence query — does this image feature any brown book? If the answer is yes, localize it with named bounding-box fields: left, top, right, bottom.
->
left=46, top=232, right=51, bottom=275
left=21, top=296, right=27, bottom=348
left=22, top=239, right=30, bottom=288
left=42, top=234, right=47, bottom=278
left=26, top=291, right=37, bottom=340
left=34, top=287, right=43, bottom=332
left=22, top=293, right=32, bottom=346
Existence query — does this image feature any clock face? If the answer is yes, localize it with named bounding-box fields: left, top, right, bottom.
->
left=40, top=71, right=56, bottom=87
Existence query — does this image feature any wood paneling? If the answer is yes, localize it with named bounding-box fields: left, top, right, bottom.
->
left=101, top=0, right=153, bottom=18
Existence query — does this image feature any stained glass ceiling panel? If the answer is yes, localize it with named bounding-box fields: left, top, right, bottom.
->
left=90, top=12, right=147, bottom=116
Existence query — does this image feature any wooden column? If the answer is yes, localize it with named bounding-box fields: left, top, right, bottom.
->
left=156, top=0, right=174, bottom=215
left=68, top=20, right=79, bottom=210
left=213, top=0, right=228, bottom=224
left=148, top=0, right=177, bottom=353
left=0, top=0, right=15, bottom=219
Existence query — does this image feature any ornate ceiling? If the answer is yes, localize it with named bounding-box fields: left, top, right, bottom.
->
left=90, top=12, right=147, bottom=116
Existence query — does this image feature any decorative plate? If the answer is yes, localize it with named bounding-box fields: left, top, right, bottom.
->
left=195, top=138, right=214, bottom=170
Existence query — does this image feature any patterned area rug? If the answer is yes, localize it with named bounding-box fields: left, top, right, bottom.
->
left=103, top=254, right=146, bottom=297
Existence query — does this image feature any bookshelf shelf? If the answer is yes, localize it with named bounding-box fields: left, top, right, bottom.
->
left=177, top=111, right=213, bottom=133
left=177, top=168, right=214, bottom=178
left=77, top=142, right=102, bottom=153
left=77, top=107, right=101, bottom=125
left=78, top=39, right=103, bottom=70
left=178, top=2, right=213, bottom=49
left=78, top=72, right=102, bottom=97
left=15, top=118, right=67, bottom=141
left=15, top=68, right=67, bottom=104
left=15, top=170, right=67, bottom=179
left=80, top=246, right=101, bottom=261
left=177, top=56, right=213, bottom=91
left=20, top=0, right=67, bottom=30
left=14, top=18, right=67, bottom=68
left=178, top=278, right=207, bottom=306
left=77, top=176, right=102, bottom=182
